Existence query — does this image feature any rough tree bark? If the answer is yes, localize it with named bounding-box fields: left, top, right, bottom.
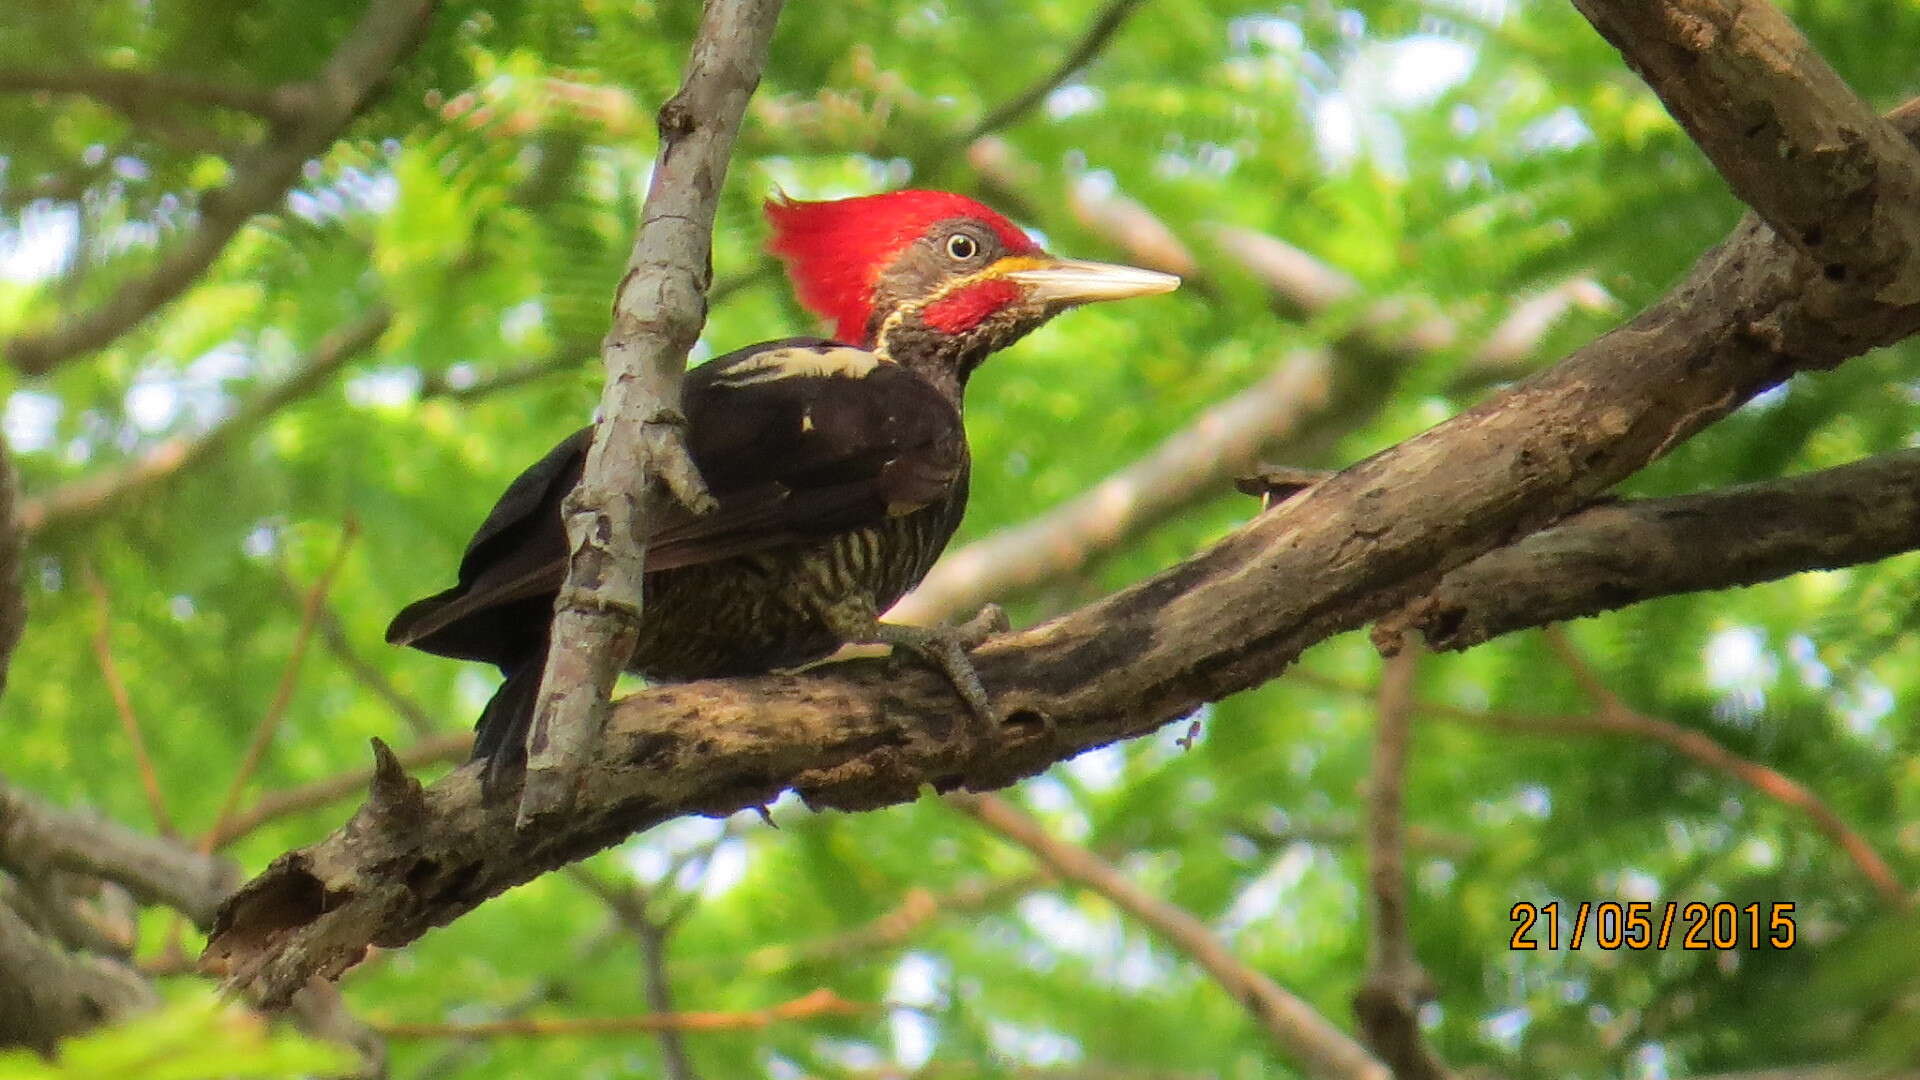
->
left=518, top=0, right=785, bottom=825
left=201, top=0, right=1920, bottom=1015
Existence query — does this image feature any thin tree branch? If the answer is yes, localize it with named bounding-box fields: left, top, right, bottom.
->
left=81, top=566, right=176, bottom=839
left=520, top=0, right=785, bottom=823
left=951, top=793, right=1386, bottom=1080
left=725, top=874, right=1043, bottom=977
left=206, top=734, right=469, bottom=851
left=18, top=307, right=391, bottom=535
left=1352, top=650, right=1450, bottom=1080
left=1385, top=449, right=1920, bottom=653
left=571, top=872, right=699, bottom=1080
left=0, top=67, right=303, bottom=125
left=1551, top=627, right=1905, bottom=905
left=3, top=0, right=434, bottom=375
left=961, top=0, right=1149, bottom=143
left=372, top=987, right=863, bottom=1039
left=202, top=77, right=1920, bottom=1006
left=199, top=524, right=359, bottom=853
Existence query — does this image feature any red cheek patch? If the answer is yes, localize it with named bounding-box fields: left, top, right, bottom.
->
left=922, top=280, right=1022, bottom=335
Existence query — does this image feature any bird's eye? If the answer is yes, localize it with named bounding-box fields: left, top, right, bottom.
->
left=945, top=233, right=979, bottom=260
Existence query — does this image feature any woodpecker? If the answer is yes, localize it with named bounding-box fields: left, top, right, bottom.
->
left=387, top=189, right=1179, bottom=789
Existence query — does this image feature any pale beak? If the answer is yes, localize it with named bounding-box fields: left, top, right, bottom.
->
left=1001, top=259, right=1181, bottom=306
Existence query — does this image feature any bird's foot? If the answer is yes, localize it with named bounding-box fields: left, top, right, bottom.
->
left=872, top=621, right=1002, bottom=746
left=952, top=603, right=1010, bottom=648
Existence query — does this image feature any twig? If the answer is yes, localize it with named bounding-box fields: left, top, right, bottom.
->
left=950, top=793, right=1386, bottom=1080
left=519, top=0, right=786, bottom=824
left=726, top=874, right=1042, bottom=977
left=568, top=870, right=698, bottom=1079
left=961, top=0, right=1148, bottom=142
left=1352, top=650, right=1451, bottom=1080
left=4, top=0, right=434, bottom=374
left=1543, top=628, right=1906, bottom=905
left=206, top=733, right=469, bottom=850
left=19, top=308, right=390, bottom=535
left=81, top=566, right=176, bottom=839
left=199, top=524, right=360, bottom=853
left=278, top=568, right=440, bottom=738
left=1290, top=664, right=1908, bottom=906
left=0, top=68, right=300, bottom=125
left=372, top=988, right=863, bottom=1039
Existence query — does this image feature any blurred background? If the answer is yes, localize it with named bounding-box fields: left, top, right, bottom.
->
left=3, top=0, right=1920, bottom=1077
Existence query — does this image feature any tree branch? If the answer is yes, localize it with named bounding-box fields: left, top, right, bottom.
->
left=1385, top=449, right=1920, bottom=654
left=371, top=988, right=863, bottom=1039
left=961, top=0, right=1149, bottom=143
left=3, top=0, right=434, bottom=375
left=206, top=734, right=469, bottom=851
left=1351, top=651, right=1451, bottom=1080
left=0, top=67, right=302, bottom=126
left=203, top=70, right=1920, bottom=1011
left=18, top=306, right=390, bottom=537
left=0, top=778, right=233, bottom=929
left=951, top=794, right=1386, bottom=1080
left=0, top=897, right=155, bottom=1053
left=1572, top=0, right=1920, bottom=306
left=518, top=0, right=785, bottom=823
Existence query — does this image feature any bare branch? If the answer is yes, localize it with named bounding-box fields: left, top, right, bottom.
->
left=372, top=988, right=864, bottom=1039
left=4, top=0, right=434, bottom=374
left=1388, top=449, right=1920, bottom=654
left=201, top=90, right=1920, bottom=1008
left=1572, top=0, right=1920, bottom=305
left=951, top=794, right=1386, bottom=1080
left=521, top=0, right=785, bottom=822
left=19, top=307, right=390, bottom=535
left=1352, top=650, right=1451, bottom=1080
left=963, top=0, right=1149, bottom=142
left=0, top=778, right=233, bottom=928
left=0, top=67, right=301, bottom=125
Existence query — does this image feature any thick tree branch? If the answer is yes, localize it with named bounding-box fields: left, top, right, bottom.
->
left=18, top=308, right=390, bottom=535
left=0, top=779, right=233, bottom=929
left=1572, top=0, right=1920, bottom=306
left=4, top=1, right=433, bottom=374
left=520, top=0, right=785, bottom=823
left=1387, top=448, right=1920, bottom=653
left=952, top=794, right=1385, bottom=1080
left=204, top=70, right=1920, bottom=1009
left=0, top=898, right=155, bottom=1053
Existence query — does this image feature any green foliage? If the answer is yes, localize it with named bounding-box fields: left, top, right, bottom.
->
left=3, top=0, right=1919, bottom=1077
left=0, top=987, right=355, bottom=1080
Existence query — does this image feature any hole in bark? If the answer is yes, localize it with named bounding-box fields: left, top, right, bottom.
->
left=1825, top=263, right=1847, bottom=281
left=405, top=857, right=440, bottom=894
left=1802, top=226, right=1823, bottom=247
left=77, top=994, right=104, bottom=1023
left=1427, top=606, right=1465, bottom=645
left=1004, top=708, right=1050, bottom=734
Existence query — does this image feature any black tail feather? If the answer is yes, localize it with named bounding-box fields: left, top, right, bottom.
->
left=473, top=659, right=544, bottom=799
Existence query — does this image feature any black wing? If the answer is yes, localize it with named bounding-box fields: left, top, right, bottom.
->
left=385, top=338, right=965, bottom=665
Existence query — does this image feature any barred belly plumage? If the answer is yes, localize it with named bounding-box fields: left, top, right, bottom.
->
left=623, top=483, right=965, bottom=682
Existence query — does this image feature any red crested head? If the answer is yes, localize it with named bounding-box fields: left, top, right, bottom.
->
left=765, top=190, right=1040, bottom=345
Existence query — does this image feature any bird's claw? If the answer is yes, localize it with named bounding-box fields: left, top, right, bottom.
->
left=872, top=621, right=1003, bottom=747
left=953, top=603, right=1010, bottom=648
